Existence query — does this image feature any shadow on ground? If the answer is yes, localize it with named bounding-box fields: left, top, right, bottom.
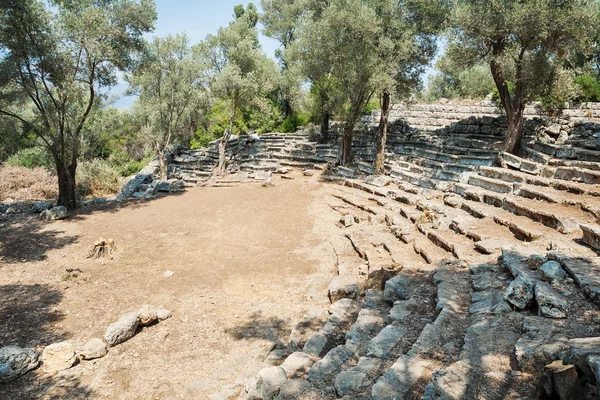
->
left=225, top=311, right=290, bottom=343
left=0, top=284, right=94, bottom=399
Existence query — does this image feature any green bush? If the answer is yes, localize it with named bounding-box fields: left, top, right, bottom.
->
left=6, top=146, right=54, bottom=169
left=76, top=159, right=121, bottom=198
left=278, top=112, right=310, bottom=133
left=190, top=130, right=217, bottom=149
left=107, top=149, right=149, bottom=177
left=573, top=74, right=600, bottom=102
left=458, top=64, right=495, bottom=99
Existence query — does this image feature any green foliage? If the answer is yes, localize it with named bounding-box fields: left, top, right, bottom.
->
left=0, top=0, right=157, bottom=208
left=128, top=33, right=206, bottom=178
left=106, top=149, right=149, bottom=177
left=190, top=131, right=217, bottom=149
left=278, top=112, right=310, bottom=133
left=362, top=97, right=380, bottom=116
left=458, top=65, right=495, bottom=99
left=573, top=74, right=600, bottom=102
left=6, top=147, right=53, bottom=169
left=76, top=159, right=121, bottom=198
left=424, top=59, right=494, bottom=101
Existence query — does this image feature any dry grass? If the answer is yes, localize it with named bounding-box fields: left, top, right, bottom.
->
left=0, top=165, right=57, bottom=202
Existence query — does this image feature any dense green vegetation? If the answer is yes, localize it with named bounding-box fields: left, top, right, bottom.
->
left=1, top=0, right=600, bottom=207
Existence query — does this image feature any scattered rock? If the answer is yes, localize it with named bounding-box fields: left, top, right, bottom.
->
left=41, top=206, right=68, bottom=220
left=80, top=338, right=107, bottom=360
left=163, top=270, right=174, bottom=278
left=280, top=352, right=314, bottom=378
left=31, top=202, right=52, bottom=213
left=339, top=214, right=354, bottom=227
left=528, top=254, right=547, bottom=270
left=328, top=275, right=359, bottom=302
left=41, top=341, right=77, bottom=374
left=138, top=304, right=158, bottom=326
left=247, top=366, right=287, bottom=400
left=535, top=282, right=568, bottom=319
left=0, top=346, right=39, bottom=383
left=5, top=206, right=18, bottom=215
left=303, top=170, right=314, bottom=177
left=104, top=312, right=140, bottom=346
left=504, top=275, right=534, bottom=309
left=540, top=261, right=566, bottom=283
left=156, top=308, right=172, bottom=321
left=262, top=177, right=275, bottom=187
left=155, top=181, right=172, bottom=192
left=383, top=276, right=409, bottom=303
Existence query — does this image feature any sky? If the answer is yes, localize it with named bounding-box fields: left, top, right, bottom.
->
left=111, top=0, right=440, bottom=108
left=111, top=0, right=279, bottom=108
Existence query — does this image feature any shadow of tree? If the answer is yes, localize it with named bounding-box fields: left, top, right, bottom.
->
left=0, top=191, right=185, bottom=263
left=0, top=284, right=67, bottom=348
left=0, top=284, right=94, bottom=398
left=225, top=311, right=290, bottom=343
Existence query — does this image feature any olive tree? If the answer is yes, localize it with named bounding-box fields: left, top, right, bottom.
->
left=372, top=0, right=445, bottom=174
left=299, top=0, right=380, bottom=165
left=199, top=3, right=278, bottom=174
left=0, top=0, right=156, bottom=209
left=447, top=0, right=600, bottom=154
left=127, top=34, right=207, bottom=180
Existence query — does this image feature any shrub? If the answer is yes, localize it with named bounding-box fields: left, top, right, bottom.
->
left=458, top=64, right=495, bottom=99
left=107, top=149, right=149, bottom=177
left=76, top=159, right=122, bottom=198
left=0, top=165, right=57, bottom=201
left=573, top=74, right=600, bottom=102
left=6, top=147, right=53, bottom=169
left=190, top=130, right=217, bottom=149
left=278, top=112, right=310, bottom=133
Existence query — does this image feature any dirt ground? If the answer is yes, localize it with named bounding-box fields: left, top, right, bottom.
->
left=0, top=172, right=340, bottom=399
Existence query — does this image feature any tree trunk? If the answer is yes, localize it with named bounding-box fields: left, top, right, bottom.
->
left=159, top=152, right=168, bottom=181
left=217, top=94, right=237, bottom=175
left=339, top=124, right=353, bottom=166
left=319, top=112, right=330, bottom=144
left=502, top=106, right=525, bottom=154
left=374, top=91, right=390, bottom=175
left=56, top=161, right=77, bottom=210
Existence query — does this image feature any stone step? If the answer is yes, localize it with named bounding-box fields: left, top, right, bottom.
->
left=453, top=182, right=594, bottom=234
left=372, top=264, right=472, bottom=399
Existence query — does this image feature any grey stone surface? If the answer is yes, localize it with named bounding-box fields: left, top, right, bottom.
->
left=155, top=181, right=172, bottom=192
left=307, top=345, right=353, bottom=385
left=280, top=352, right=314, bottom=378
left=334, top=357, right=382, bottom=397
left=540, top=261, right=566, bottom=283
left=528, top=254, right=547, bottom=270
left=383, top=276, right=409, bottom=303
left=328, top=275, right=359, bottom=302
left=303, top=332, right=328, bottom=358
left=0, top=346, right=39, bottom=383
left=562, top=337, right=600, bottom=380
left=516, top=316, right=569, bottom=373
left=504, top=275, right=534, bottom=309
left=80, top=338, right=107, bottom=360
left=104, top=312, right=140, bottom=346
left=535, top=282, right=568, bottom=319
left=470, top=290, right=512, bottom=315
left=31, top=201, right=52, bottom=213
left=250, top=366, right=287, bottom=400
left=41, top=206, right=68, bottom=220
left=367, top=322, right=405, bottom=359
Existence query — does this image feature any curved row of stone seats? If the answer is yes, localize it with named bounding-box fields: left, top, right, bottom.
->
left=525, top=139, right=600, bottom=162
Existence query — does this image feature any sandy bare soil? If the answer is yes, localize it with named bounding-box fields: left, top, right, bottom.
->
left=0, top=172, right=340, bottom=399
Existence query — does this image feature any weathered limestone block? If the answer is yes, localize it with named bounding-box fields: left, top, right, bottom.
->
left=581, top=224, right=600, bottom=251
left=104, top=312, right=140, bottom=346
left=0, top=346, right=39, bottom=383
left=307, top=345, right=354, bottom=385
left=515, top=316, right=569, bottom=373
left=535, top=282, right=568, bottom=319
left=383, top=275, right=409, bottom=303
left=562, top=337, right=600, bottom=380
left=328, top=275, right=359, bottom=302
left=334, top=357, right=382, bottom=397
left=42, top=341, right=77, bottom=374
left=504, top=275, right=535, bottom=309
left=80, top=338, right=107, bottom=360
left=367, top=322, right=405, bottom=359
left=540, top=261, right=566, bottom=282
left=280, top=352, right=315, bottom=378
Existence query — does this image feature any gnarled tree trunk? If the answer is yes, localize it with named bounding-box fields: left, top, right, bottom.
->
left=56, top=160, right=77, bottom=210
left=502, top=106, right=525, bottom=154
left=217, top=92, right=238, bottom=175
left=374, top=91, right=390, bottom=175
left=319, top=111, right=330, bottom=144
